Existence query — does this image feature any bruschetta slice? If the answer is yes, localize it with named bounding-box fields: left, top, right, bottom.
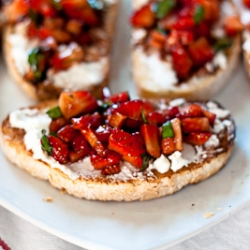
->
left=130, top=0, right=242, bottom=100
left=2, top=0, right=118, bottom=100
left=1, top=89, right=235, bottom=201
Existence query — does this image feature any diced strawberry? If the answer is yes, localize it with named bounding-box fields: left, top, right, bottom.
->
left=49, top=117, right=69, bottom=133
left=70, top=132, right=91, bottom=153
left=108, top=128, right=146, bottom=168
left=201, top=109, right=216, bottom=126
left=95, top=125, right=113, bottom=144
left=48, top=135, right=69, bottom=164
left=27, top=23, right=38, bottom=38
left=113, top=100, right=143, bottom=120
left=59, top=91, right=98, bottom=119
left=72, top=112, right=101, bottom=130
left=158, top=13, right=178, bottom=30
left=101, top=164, right=121, bottom=175
left=109, top=91, right=130, bottom=104
left=165, top=106, right=180, bottom=120
left=130, top=4, right=155, bottom=28
left=161, top=137, right=175, bottom=155
left=112, top=100, right=155, bottom=121
left=195, top=22, right=210, bottom=37
left=60, top=0, right=88, bottom=9
left=171, top=44, right=193, bottom=78
left=123, top=118, right=142, bottom=131
left=179, top=104, right=202, bottom=118
left=90, top=150, right=122, bottom=170
left=188, top=37, right=214, bottom=66
left=38, top=27, right=53, bottom=40
left=243, top=0, right=250, bottom=8
left=184, top=132, right=212, bottom=145
left=181, top=117, right=210, bottom=133
left=69, top=150, right=89, bottom=163
left=172, top=17, right=195, bottom=31
left=147, top=112, right=166, bottom=125
left=57, top=125, right=77, bottom=142
left=140, top=124, right=161, bottom=158
left=39, top=2, right=57, bottom=17
left=80, top=127, right=105, bottom=156
left=224, top=16, right=244, bottom=36
left=176, top=30, right=194, bottom=45
left=108, top=112, right=127, bottom=128
left=148, top=30, right=167, bottom=50
left=171, top=118, right=183, bottom=151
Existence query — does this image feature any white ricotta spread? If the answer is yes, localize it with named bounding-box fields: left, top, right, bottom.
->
left=134, top=47, right=178, bottom=92
left=132, top=29, right=147, bottom=44
left=9, top=100, right=230, bottom=180
left=47, top=57, right=108, bottom=90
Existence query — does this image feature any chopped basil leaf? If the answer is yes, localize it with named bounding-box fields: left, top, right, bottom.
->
left=213, top=38, right=233, bottom=52
left=46, top=106, right=62, bottom=119
left=141, top=153, right=151, bottom=171
left=194, top=5, right=204, bottom=24
left=162, top=121, right=174, bottom=138
left=41, top=130, right=52, bottom=155
left=156, top=0, right=176, bottom=19
left=28, top=48, right=45, bottom=80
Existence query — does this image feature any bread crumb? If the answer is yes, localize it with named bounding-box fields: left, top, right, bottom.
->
left=203, top=212, right=214, bottom=218
left=216, top=207, right=222, bottom=211
left=60, top=188, right=67, bottom=194
left=43, top=196, right=53, bottom=202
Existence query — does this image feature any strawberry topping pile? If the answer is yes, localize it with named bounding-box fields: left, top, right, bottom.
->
left=40, top=89, right=222, bottom=176
left=4, top=0, right=111, bottom=83
left=130, top=0, right=244, bottom=80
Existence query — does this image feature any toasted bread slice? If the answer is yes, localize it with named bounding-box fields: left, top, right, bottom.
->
left=3, top=1, right=118, bottom=101
left=0, top=96, right=235, bottom=201
left=131, top=0, right=241, bottom=100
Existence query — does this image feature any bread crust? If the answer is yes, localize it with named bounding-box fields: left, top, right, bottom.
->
left=0, top=101, right=235, bottom=201
left=2, top=2, right=118, bottom=101
left=243, top=43, right=250, bottom=82
left=131, top=0, right=241, bottom=100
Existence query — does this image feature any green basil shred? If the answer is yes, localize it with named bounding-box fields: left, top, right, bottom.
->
left=46, top=106, right=62, bottom=119
left=41, top=130, right=52, bottom=155
left=156, top=0, right=176, bottom=19
left=162, top=121, right=174, bottom=138
left=194, top=5, right=204, bottom=24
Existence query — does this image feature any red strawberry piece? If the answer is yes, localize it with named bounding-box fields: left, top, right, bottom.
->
left=165, top=106, right=180, bottom=120
left=109, top=91, right=130, bottom=104
left=108, top=128, right=146, bottom=168
left=69, top=150, right=89, bottom=163
left=197, top=0, right=219, bottom=21
left=70, top=131, right=90, bottom=153
left=130, top=4, right=155, bottom=28
left=80, top=127, right=105, bottom=156
left=72, top=112, right=101, bottom=130
left=39, top=2, right=57, bottom=17
left=147, top=112, right=166, bottom=125
left=179, top=104, right=203, bottom=119
left=184, top=132, right=212, bottom=145
left=202, top=109, right=216, bottom=126
left=171, top=118, right=183, bottom=151
left=59, top=91, right=98, bottom=119
left=113, top=100, right=143, bottom=120
left=4, top=0, right=29, bottom=23
left=57, top=125, right=77, bottom=142
left=113, top=100, right=155, bottom=120
left=48, top=135, right=69, bottom=164
left=95, top=125, right=113, bottom=144
left=38, top=27, right=54, bottom=40
left=224, top=16, right=244, bottom=36
left=243, top=0, right=250, bottom=8
left=195, top=22, right=210, bottom=37
left=108, top=112, right=127, bottom=128
left=123, top=118, right=142, bottom=131
left=171, top=44, right=193, bottom=78
left=181, top=117, right=210, bottom=133
left=102, top=164, right=121, bottom=175
left=161, top=137, right=175, bottom=155
left=188, top=37, right=214, bottom=66
left=140, top=124, right=161, bottom=158
left=172, top=17, right=195, bottom=31
left=176, top=30, right=194, bottom=45
left=90, top=150, right=122, bottom=170
left=49, top=117, right=69, bottom=133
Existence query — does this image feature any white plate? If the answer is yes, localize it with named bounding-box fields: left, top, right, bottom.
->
left=1, top=1, right=250, bottom=249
